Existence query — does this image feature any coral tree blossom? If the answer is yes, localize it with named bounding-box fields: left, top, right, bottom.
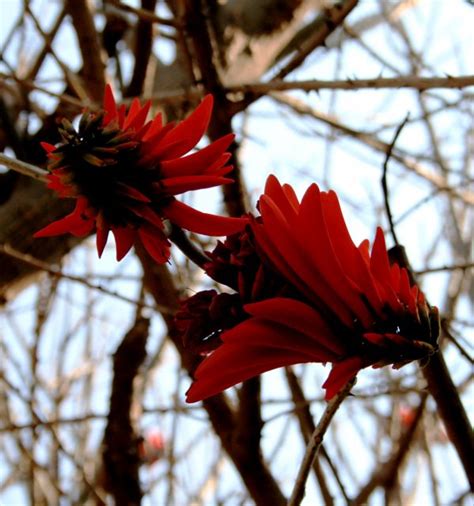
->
left=34, top=85, right=247, bottom=262
left=184, top=175, right=439, bottom=402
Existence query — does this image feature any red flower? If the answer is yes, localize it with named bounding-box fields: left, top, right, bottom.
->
left=186, top=175, right=439, bottom=402
left=34, top=85, right=247, bottom=262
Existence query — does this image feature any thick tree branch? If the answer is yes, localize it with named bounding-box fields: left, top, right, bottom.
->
left=288, top=378, right=356, bottom=506
left=102, top=317, right=150, bottom=504
left=66, top=0, right=105, bottom=103
left=137, top=246, right=286, bottom=505
left=125, top=0, right=157, bottom=97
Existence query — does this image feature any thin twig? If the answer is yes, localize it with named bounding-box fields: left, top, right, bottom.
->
left=168, top=224, right=210, bottom=269
left=382, top=115, right=410, bottom=246
left=270, top=92, right=474, bottom=206
left=229, top=74, right=474, bottom=95
left=415, top=262, right=474, bottom=275
left=0, top=244, right=171, bottom=313
left=274, top=0, right=358, bottom=81
left=0, top=153, right=48, bottom=182
left=288, top=378, right=356, bottom=506
left=107, top=0, right=182, bottom=28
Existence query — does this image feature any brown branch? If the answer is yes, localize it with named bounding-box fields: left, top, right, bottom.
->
left=66, top=0, right=105, bottom=103
left=288, top=378, right=356, bottom=506
left=0, top=153, right=48, bottom=182
left=25, top=7, right=67, bottom=81
left=229, top=74, right=474, bottom=94
left=422, top=353, right=474, bottom=490
left=107, top=0, right=181, bottom=28
left=0, top=243, right=167, bottom=312
left=285, top=368, right=340, bottom=506
left=137, top=246, right=286, bottom=506
left=416, top=262, right=474, bottom=275
left=125, top=0, right=157, bottom=97
left=274, top=0, right=359, bottom=80
left=102, top=317, right=150, bottom=504
left=182, top=0, right=249, bottom=218
left=271, top=92, right=474, bottom=206
left=381, top=115, right=410, bottom=246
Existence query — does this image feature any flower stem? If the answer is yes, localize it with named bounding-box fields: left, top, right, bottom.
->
left=422, top=352, right=474, bottom=490
left=168, top=224, right=210, bottom=269
left=288, top=377, right=356, bottom=506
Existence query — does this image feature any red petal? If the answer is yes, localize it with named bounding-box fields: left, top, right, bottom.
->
left=264, top=175, right=298, bottom=220
left=282, top=183, right=299, bottom=211
left=370, top=228, right=401, bottom=312
left=244, top=298, right=345, bottom=355
left=129, top=205, right=164, bottom=229
left=258, top=194, right=355, bottom=327
left=138, top=226, right=170, bottom=264
left=322, top=356, right=363, bottom=400
left=160, top=134, right=234, bottom=178
left=41, top=142, right=56, bottom=153
left=160, top=175, right=233, bottom=195
left=399, top=269, right=413, bottom=306
left=117, top=104, right=126, bottom=128
left=297, top=185, right=372, bottom=326
left=103, top=84, right=118, bottom=125
left=116, top=183, right=151, bottom=202
left=186, top=342, right=312, bottom=403
left=370, top=228, right=390, bottom=276
left=34, top=198, right=95, bottom=238
left=142, top=114, right=163, bottom=141
left=124, top=99, right=151, bottom=131
left=139, top=123, right=177, bottom=165
left=111, top=226, right=136, bottom=261
left=322, top=191, right=382, bottom=312
left=158, top=95, right=213, bottom=158
left=96, top=213, right=110, bottom=257
left=163, top=199, right=247, bottom=236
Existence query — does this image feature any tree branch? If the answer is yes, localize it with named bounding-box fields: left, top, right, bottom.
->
left=288, top=378, right=356, bottom=506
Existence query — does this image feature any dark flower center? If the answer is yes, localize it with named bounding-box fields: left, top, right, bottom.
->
left=51, top=112, right=172, bottom=227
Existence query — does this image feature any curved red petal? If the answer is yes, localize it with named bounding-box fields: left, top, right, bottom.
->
left=158, top=95, right=213, bottom=158
left=219, top=317, right=332, bottom=359
left=40, top=142, right=57, bottom=153
left=186, top=342, right=312, bottom=403
left=129, top=205, right=164, bottom=229
left=111, top=226, right=136, bottom=261
left=96, top=213, right=110, bottom=257
left=244, top=298, right=345, bottom=355
left=264, top=175, right=298, bottom=219
left=322, top=191, right=382, bottom=312
left=138, top=227, right=170, bottom=264
left=103, top=84, right=118, bottom=125
left=297, top=185, right=372, bottom=326
left=142, top=114, right=163, bottom=141
left=160, top=134, right=234, bottom=178
left=116, top=183, right=151, bottom=202
left=163, top=199, right=247, bottom=236
left=258, top=195, right=355, bottom=327
left=124, top=99, right=151, bottom=131
left=34, top=198, right=95, bottom=238
left=160, top=175, right=233, bottom=195
left=322, top=356, right=363, bottom=400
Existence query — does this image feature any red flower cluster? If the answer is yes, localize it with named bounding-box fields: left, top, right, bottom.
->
left=34, top=86, right=247, bottom=262
left=185, top=175, right=439, bottom=402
